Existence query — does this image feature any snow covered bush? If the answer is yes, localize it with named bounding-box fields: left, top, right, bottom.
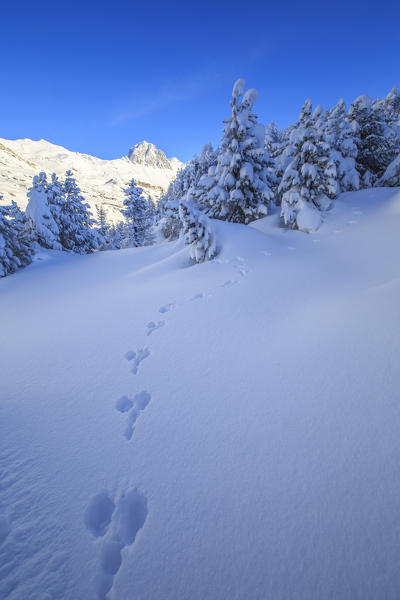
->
left=200, top=78, right=276, bottom=224
left=179, top=202, right=217, bottom=263
left=0, top=198, right=35, bottom=277
left=279, top=99, right=338, bottom=232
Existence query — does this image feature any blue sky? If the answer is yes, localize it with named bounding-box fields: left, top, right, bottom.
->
left=1, top=0, right=399, bottom=162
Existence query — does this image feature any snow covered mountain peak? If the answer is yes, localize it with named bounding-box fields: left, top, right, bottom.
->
left=128, top=140, right=180, bottom=170
left=0, top=137, right=183, bottom=223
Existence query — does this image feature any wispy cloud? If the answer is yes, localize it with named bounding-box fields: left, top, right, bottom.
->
left=110, top=46, right=270, bottom=126
left=111, top=69, right=225, bottom=125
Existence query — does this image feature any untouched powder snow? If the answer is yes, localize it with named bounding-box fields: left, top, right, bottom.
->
left=1, top=188, right=400, bottom=599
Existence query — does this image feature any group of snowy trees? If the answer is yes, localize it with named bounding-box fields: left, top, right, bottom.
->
left=2, top=80, right=400, bottom=275
left=1, top=172, right=157, bottom=277
left=158, top=80, right=400, bottom=251
left=0, top=199, right=35, bottom=277
left=25, top=171, right=100, bottom=253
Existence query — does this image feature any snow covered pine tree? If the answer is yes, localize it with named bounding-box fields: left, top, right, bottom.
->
left=324, top=99, right=360, bottom=193
left=25, top=172, right=62, bottom=250
left=0, top=198, right=35, bottom=277
left=201, top=79, right=276, bottom=224
left=121, top=179, right=152, bottom=247
left=179, top=202, right=217, bottom=264
left=60, top=171, right=99, bottom=253
left=279, top=99, right=338, bottom=232
left=349, top=94, right=398, bottom=187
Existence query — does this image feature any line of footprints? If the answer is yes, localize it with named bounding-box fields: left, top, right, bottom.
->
left=84, top=234, right=357, bottom=598
left=84, top=489, right=148, bottom=600
left=84, top=256, right=252, bottom=599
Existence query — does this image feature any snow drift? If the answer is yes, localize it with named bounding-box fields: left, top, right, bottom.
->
left=0, top=187, right=400, bottom=599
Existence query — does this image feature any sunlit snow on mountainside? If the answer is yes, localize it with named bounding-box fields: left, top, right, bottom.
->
left=0, top=138, right=183, bottom=223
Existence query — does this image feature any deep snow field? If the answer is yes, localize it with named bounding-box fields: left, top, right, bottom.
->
left=1, top=187, right=400, bottom=600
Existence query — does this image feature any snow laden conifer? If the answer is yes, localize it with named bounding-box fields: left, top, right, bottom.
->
left=202, top=79, right=276, bottom=223
left=179, top=202, right=217, bottom=264
left=324, top=99, right=360, bottom=192
left=60, top=171, right=99, bottom=253
left=96, top=206, right=110, bottom=250
left=26, top=172, right=62, bottom=250
left=279, top=99, right=338, bottom=232
left=349, top=95, right=397, bottom=186
left=376, top=152, right=400, bottom=187
left=0, top=198, right=35, bottom=277
left=121, top=179, right=151, bottom=247
left=159, top=145, right=218, bottom=240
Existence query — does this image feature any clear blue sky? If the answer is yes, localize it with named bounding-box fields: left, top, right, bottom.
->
left=1, top=0, right=398, bottom=162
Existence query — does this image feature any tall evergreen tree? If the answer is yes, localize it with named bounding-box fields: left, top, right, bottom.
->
left=25, top=172, right=62, bottom=250
left=201, top=79, right=276, bottom=224
left=279, top=100, right=338, bottom=232
left=121, top=179, right=151, bottom=247
left=325, top=99, right=360, bottom=192
left=349, top=94, right=396, bottom=186
left=60, top=171, right=99, bottom=253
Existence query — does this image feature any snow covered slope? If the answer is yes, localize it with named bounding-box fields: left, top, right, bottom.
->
left=0, top=138, right=183, bottom=222
left=1, top=188, right=400, bottom=599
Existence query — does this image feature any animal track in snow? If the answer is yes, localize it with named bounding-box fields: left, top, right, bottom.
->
left=146, top=320, right=165, bottom=336
left=125, top=350, right=136, bottom=361
left=88, top=488, right=148, bottom=600
left=115, top=396, right=133, bottom=413
left=191, top=293, right=205, bottom=301
left=117, top=391, right=152, bottom=441
left=159, top=303, right=175, bottom=314
left=84, top=492, right=115, bottom=538
left=130, top=348, right=150, bottom=375
left=222, top=279, right=238, bottom=288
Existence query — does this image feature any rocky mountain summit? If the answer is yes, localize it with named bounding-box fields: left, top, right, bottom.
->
left=128, top=140, right=180, bottom=170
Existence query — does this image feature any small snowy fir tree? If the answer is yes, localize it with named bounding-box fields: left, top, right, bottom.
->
left=96, top=206, right=110, bottom=250
left=202, top=79, right=276, bottom=223
left=0, top=199, right=35, bottom=277
left=265, top=122, right=286, bottom=160
left=25, top=172, right=62, bottom=250
left=349, top=94, right=397, bottom=186
left=121, top=179, right=151, bottom=247
left=60, top=171, right=99, bottom=253
left=324, top=99, right=360, bottom=192
left=279, top=99, right=338, bottom=232
left=179, top=202, right=217, bottom=263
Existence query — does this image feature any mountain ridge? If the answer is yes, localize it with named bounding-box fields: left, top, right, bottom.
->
left=0, top=137, right=183, bottom=223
